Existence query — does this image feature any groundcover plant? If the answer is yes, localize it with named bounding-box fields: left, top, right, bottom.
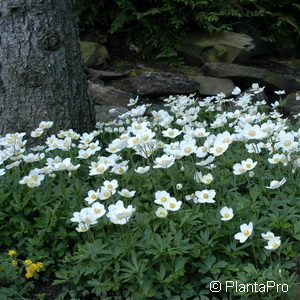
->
left=1, top=85, right=300, bottom=299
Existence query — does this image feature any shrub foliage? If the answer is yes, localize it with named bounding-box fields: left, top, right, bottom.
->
left=74, top=0, right=300, bottom=59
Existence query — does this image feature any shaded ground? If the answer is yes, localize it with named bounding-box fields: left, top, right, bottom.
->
left=107, top=33, right=300, bottom=79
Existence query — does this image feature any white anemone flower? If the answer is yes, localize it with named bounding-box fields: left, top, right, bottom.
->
left=196, top=155, right=215, bottom=166
left=264, top=237, right=281, bottom=250
left=103, top=179, right=119, bottom=191
left=154, top=190, right=171, bottom=205
left=234, top=222, right=253, bottom=243
left=192, top=128, right=210, bottom=138
left=31, top=128, right=44, bottom=138
left=118, top=189, right=136, bottom=198
left=91, top=202, right=106, bottom=219
left=153, top=154, right=175, bottom=169
left=195, top=189, right=216, bottom=203
left=75, top=222, right=89, bottom=232
left=185, top=193, right=198, bottom=203
left=85, top=189, right=100, bottom=204
left=268, top=154, right=284, bottom=165
left=162, top=128, right=182, bottom=138
left=265, top=178, right=287, bottom=189
left=241, top=158, right=257, bottom=171
left=209, top=142, right=229, bottom=156
left=163, top=197, right=182, bottom=211
left=232, top=163, right=247, bottom=175
left=155, top=207, right=168, bottom=218
left=250, top=83, right=265, bottom=94
left=39, top=121, right=54, bottom=129
left=220, top=207, right=234, bottom=221
left=261, top=231, right=277, bottom=241
left=134, top=166, right=150, bottom=174
left=241, top=124, right=266, bottom=140
left=107, top=200, right=136, bottom=225
left=274, top=90, right=286, bottom=95
left=98, top=188, right=114, bottom=200
left=127, top=96, right=139, bottom=107
left=232, top=86, right=241, bottom=95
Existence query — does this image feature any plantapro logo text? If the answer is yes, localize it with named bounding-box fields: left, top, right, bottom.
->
left=210, top=280, right=288, bottom=293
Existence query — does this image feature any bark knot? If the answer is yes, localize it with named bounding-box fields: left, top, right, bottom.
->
left=38, top=32, right=60, bottom=51
left=18, top=69, right=44, bottom=88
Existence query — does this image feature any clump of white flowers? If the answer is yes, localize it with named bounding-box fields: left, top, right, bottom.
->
left=1, top=84, right=297, bottom=254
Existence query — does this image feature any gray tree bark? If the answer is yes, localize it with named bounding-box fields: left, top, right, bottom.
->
left=0, top=0, right=95, bottom=136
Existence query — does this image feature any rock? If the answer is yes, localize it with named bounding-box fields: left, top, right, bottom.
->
left=283, top=92, right=300, bottom=121
left=192, top=76, right=234, bottom=96
left=80, top=41, right=110, bottom=68
left=201, top=63, right=300, bottom=92
left=88, top=81, right=135, bottom=107
left=113, top=72, right=200, bottom=96
left=80, top=29, right=107, bottom=44
left=87, top=68, right=127, bottom=80
left=180, top=32, right=255, bottom=65
left=94, top=105, right=129, bottom=123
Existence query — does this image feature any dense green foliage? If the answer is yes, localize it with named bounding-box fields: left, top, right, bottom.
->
left=75, top=0, right=300, bottom=60
left=1, top=87, right=300, bottom=298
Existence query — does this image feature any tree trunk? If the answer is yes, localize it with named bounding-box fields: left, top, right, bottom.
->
left=0, top=0, right=95, bottom=136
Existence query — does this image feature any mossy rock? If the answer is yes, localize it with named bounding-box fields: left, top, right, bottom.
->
left=80, top=41, right=110, bottom=68
left=128, top=67, right=158, bottom=77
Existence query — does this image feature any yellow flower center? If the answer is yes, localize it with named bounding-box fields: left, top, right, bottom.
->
left=184, top=147, right=192, bottom=153
left=245, top=163, right=252, bottom=168
left=94, top=209, right=101, bottom=214
left=203, top=193, right=209, bottom=199
left=272, top=243, right=279, bottom=249
left=216, top=147, right=223, bottom=153
left=284, top=141, right=291, bottom=147
left=133, top=138, right=139, bottom=144
left=161, top=196, right=168, bottom=202
left=169, top=203, right=176, bottom=208
left=248, top=130, right=256, bottom=137
left=243, top=230, right=250, bottom=237
left=223, top=213, right=230, bottom=218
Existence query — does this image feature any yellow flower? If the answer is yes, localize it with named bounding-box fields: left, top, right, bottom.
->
left=36, top=262, right=44, bottom=271
left=11, top=260, right=18, bottom=266
left=24, top=259, right=33, bottom=266
left=24, top=261, right=44, bottom=278
left=7, top=250, right=17, bottom=257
